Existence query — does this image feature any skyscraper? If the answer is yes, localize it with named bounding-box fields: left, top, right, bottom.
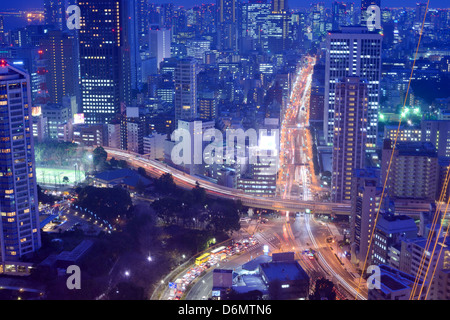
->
left=217, top=0, right=239, bottom=51
left=0, top=61, right=41, bottom=266
left=331, top=77, right=368, bottom=203
left=324, top=26, right=382, bottom=149
left=174, top=58, right=198, bottom=123
left=78, top=0, right=131, bottom=125
left=39, top=30, right=76, bottom=104
left=44, top=0, right=65, bottom=30
left=266, top=11, right=291, bottom=53
left=350, top=167, right=382, bottom=266
left=271, top=0, right=288, bottom=12
left=149, top=26, right=171, bottom=70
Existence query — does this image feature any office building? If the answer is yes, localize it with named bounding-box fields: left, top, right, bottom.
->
left=149, top=26, right=171, bottom=71
left=42, top=103, right=71, bottom=139
left=384, top=125, right=422, bottom=145
left=400, top=236, right=450, bottom=300
left=372, top=213, right=417, bottom=266
left=174, top=58, right=198, bottom=123
left=0, top=61, right=41, bottom=271
left=421, top=120, right=450, bottom=159
left=331, top=77, right=368, bottom=203
left=143, top=133, right=166, bottom=160
left=350, top=167, right=382, bottom=266
left=324, top=26, right=382, bottom=149
left=39, top=30, right=76, bottom=105
left=381, top=140, right=439, bottom=201
left=170, top=119, right=215, bottom=175
left=217, top=0, right=238, bottom=51
left=78, top=0, right=131, bottom=125
left=44, top=0, right=64, bottom=30
left=198, top=90, right=218, bottom=121
left=368, top=264, right=427, bottom=300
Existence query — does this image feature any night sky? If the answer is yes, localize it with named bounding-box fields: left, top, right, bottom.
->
left=3, top=0, right=450, bottom=10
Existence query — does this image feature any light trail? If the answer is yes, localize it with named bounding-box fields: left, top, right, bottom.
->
left=304, top=215, right=367, bottom=300
left=102, top=147, right=351, bottom=214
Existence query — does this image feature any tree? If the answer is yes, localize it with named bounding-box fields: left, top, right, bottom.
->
left=92, top=146, right=108, bottom=171
left=151, top=197, right=183, bottom=225
left=62, top=176, right=69, bottom=184
left=75, top=185, right=133, bottom=222
left=309, top=278, right=336, bottom=300
left=207, top=200, right=241, bottom=235
left=137, top=167, right=147, bottom=177
left=191, top=181, right=207, bottom=205
left=155, top=173, right=177, bottom=195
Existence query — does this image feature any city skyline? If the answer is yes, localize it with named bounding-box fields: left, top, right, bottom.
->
left=2, top=0, right=450, bottom=10
left=0, top=0, right=449, bottom=303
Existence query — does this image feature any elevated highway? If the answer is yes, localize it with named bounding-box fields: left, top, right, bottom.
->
left=102, top=147, right=351, bottom=216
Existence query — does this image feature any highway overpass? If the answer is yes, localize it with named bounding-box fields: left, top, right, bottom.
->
left=102, top=147, right=351, bottom=216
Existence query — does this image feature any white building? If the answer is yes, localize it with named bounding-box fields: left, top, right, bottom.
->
left=149, top=27, right=171, bottom=70
left=143, top=133, right=166, bottom=160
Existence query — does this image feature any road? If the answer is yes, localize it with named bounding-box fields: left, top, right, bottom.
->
left=277, top=55, right=317, bottom=202
left=179, top=56, right=368, bottom=300
left=102, top=147, right=351, bottom=215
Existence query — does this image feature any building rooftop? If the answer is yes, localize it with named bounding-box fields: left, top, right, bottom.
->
left=395, top=141, right=438, bottom=158
left=93, top=168, right=152, bottom=188
left=259, top=260, right=309, bottom=282
left=376, top=213, right=418, bottom=235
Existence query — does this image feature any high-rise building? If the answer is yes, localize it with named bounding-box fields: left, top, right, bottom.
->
left=39, top=30, right=76, bottom=104
left=160, top=3, right=175, bottom=29
left=310, top=2, right=326, bottom=42
left=241, top=0, right=270, bottom=51
left=400, top=236, right=450, bottom=300
left=271, top=0, right=288, bottom=12
left=324, top=26, right=382, bottom=149
left=381, top=140, right=439, bottom=202
left=0, top=61, right=41, bottom=268
left=332, top=1, right=356, bottom=30
left=44, top=0, right=64, bottom=30
left=149, top=26, right=172, bottom=70
left=331, top=77, right=368, bottom=203
left=217, top=0, right=239, bottom=51
left=266, top=12, right=291, bottom=53
left=174, top=58, right=198, bottom=123
left=78, top=0, right=131, bottom=125
left=421, top=120, right=450, bottom=159
left=0, top=16, right=4, bottom=45
left=350, top=167, right=382, bottom=266
left=372, top=213, right=417, bottom=266
left=198, top=90, right=218, bottom=121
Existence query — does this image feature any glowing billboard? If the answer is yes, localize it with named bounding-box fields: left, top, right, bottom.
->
left=73, top=113, right=85, bottom=124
